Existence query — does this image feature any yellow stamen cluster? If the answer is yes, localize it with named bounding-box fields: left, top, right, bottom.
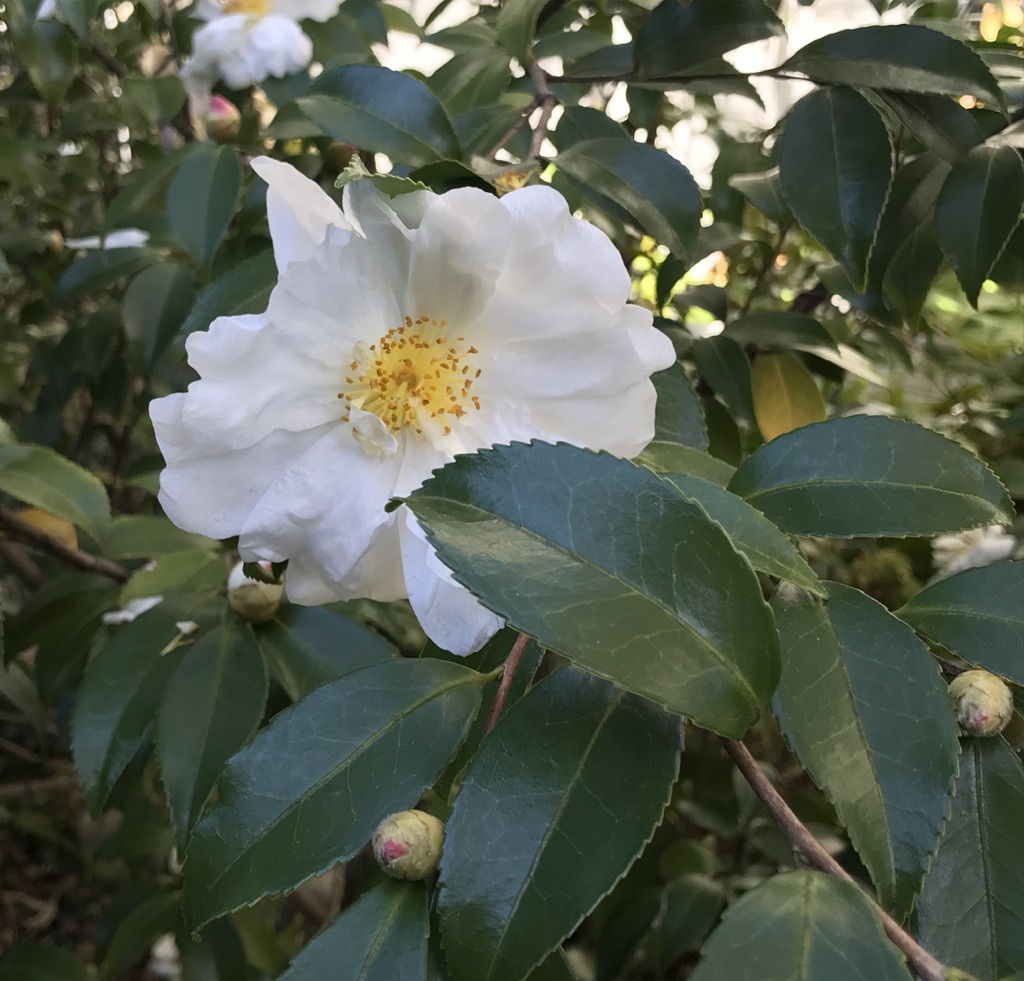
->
left=339, top=316, right=481, bottom=437
left=221, top=0, right=270, bottom=15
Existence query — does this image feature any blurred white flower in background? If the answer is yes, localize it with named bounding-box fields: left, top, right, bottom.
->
left=150, top=159, right=674, bottom=655
left=931, top=525, right=1018, bottom=578
left=65, top=228, right=150, bottom=250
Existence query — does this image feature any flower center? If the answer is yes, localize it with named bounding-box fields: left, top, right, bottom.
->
left=339, top=316, right=481, bottom=439
left=221, top=0, right=270, bottom=15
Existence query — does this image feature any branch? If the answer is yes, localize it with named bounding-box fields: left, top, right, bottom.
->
left=0, top=505, right=129, bottom=583
left=485, top=56, right=559, bottom=161
left=484, top=632, right=531, bottom=734
left=722, top=738, right=948, bottom=981
left=739, top=221, right=791, bottom=317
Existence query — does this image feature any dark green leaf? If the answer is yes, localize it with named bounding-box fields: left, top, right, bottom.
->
left=101, top=891, right=181, bottom=979
left=634, top=0, right=783, bottom=80
left=877, top=92, right=980, bottom=164
left=634, top=442, right=737, bottom=486
left=725, top=311, right=839, bottom=354
left=299, top=65, right=459, bottom=167
left=661, top=473, right=824, bottom=597
left=779, top=87, right=893, bottom=290
left=183, top=658, right=484, bottom=930
left=771, top=582, right=960, bottom=916
left=0, top=944, right=92, bottom=981
left=728, top=416, right=1013, bottom=537
left=0, top=443, right=111, bottom=543
left=693, top=336, right=755, bottom=425
left=438, top=667, right=683, bottom=981
left=690, top=870, right=913, bottom=980
left=15, top=20, right=77, bottom=104
left=916, top=737, right=1024, bottom=979
left=934, top=145, right=1024, bottom=307
left=122, top=263, right=197, bottom=373
left=644, top=874, right=726, bottom=968
left=898, top=562, right=1024, bottom=685
left=181, top=250, right=277, bottom=337
left=495, top=0, right=548, bottom=60
left=157, top=620, right=269, bottom=850
left=103, top=143, right=204, bottom=233
left=781, top=25, right=1003, bottom=105
left=652, top=361, right=708, bottom=451
left=255, top=604, right=396, bottom=701
left=555, top=139, right=702, bottom=261
left=729, top=167, right=791, bottom=225
left=56, top=0, right=99, bottom=40
left=406, top=442, right=778, bottom=737
left=119, top=548, right=225, bottom=606
left=72, top=610, right=186, bottom=811
left=178, top=918, right=249, bottom=981
left=167, top=145, right=242, bottom=268
left=54, top=247, right=150, bottom=303
left=281, top=880, right=430, bottom=980
left=553, top=105, right=630, bottom=151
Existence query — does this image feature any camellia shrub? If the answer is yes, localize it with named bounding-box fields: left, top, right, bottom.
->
left=0, top=0, right=1022, bottom=979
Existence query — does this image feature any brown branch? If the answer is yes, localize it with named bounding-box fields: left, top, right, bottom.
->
left=722, top=738, right=948, bottom=981
left=0, top=541, right=45, bottom=589
left=484, top=632, right=531, bottom=734
left=526, top=59, right=557, bottom=160
left=0, top=505, right=129, bottom=583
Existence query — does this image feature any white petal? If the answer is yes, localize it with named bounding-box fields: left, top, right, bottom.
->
left=251, top=156, right=350, bottom=270
left=272, top=0, right=343, bottom=21
left=248, top=16, right=312, bottom=79
left=398, top=510, right=503, bottom=656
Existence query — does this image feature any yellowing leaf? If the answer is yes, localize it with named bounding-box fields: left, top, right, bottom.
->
left=751, top=353, right=826, bottom=442
left=17, top=506, right=78, bottom=550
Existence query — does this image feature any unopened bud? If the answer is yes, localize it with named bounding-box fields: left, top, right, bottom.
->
left=206, top=95, right=241, bottom=143
left=227, top=560, right=283, bottom=624
left=949, top=670, right=1014, bottom=737
left=371, top=809, right=443, bottom=880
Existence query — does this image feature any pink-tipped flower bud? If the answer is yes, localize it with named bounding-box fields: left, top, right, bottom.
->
left=227, top=560, right=283, bottom=624
left=949, top=670, right=1014, bottom=737
left=371, top=809, right=444, bottom=880
left=206, top=95, right=241, bottom=143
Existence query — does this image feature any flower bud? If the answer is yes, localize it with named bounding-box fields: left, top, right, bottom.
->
left=371, top=809, right=443, bottom=880
left=949, top=669, right=1014, bottom=737
left=206, top=95, right=241, bottom=144
left=227, top=560, right=284, bottom=624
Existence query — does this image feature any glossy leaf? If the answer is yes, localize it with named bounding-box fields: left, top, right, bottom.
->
left=255, top=604, right=397, bottom=701
left=751, top=353, right=826, bottom=443
left=660, top=473, right=825, bottom=597
left=934, top=145, right=1024, bottom=306
left=122, top=263, right=197, bottom=373
left=779, top=87, right=893, bottom=290
left=690, top=871, right=913, bottom=981
left=635, top=442, right=737, bottom=486
left=771, top=582, right=960, bottom=916
left=183, top=658, right=484, bottom=930
left=299, top=65, right=459, bottom=167
left=898, top=562, right=1024, bottom=685
left=167, top=144, right=242, bottom=268
left=693, top=336, right=755, bottom=425
left=104, top=515, right=214, bottom=560
left=555, top=139, right=702, bottom=261
left=438, top=667, right=683, bottom=981
left=72, top=610, right=186, bottom=812
left=181, top=251, right=277, bottom=337
left=495, top=0, right=548, bottom=60
left=102, top=142, right=204, bottom=233
left=0, top=443, right=111, bottom=543
left=119, top=548, right=225, bottom=606
left=726, top=311, right=838, bottom=354
left=876, top=92, right=980, bottom=164
left=781, top=25, right=1003, bottom=105
left=651, top=361, right=708, bottom=451
left=157, top=620, right=269, bottom=850
left=728, top=416, right=1013, bottom=538
left=407, top=442, right=778, bottom=737
left=281, top=880, right=430, bottom=980
left=729, top=167, right=790, bottom=224
left=53, top=247, right=150, bottom=303
left=916, top=737, right=1024, bottom=979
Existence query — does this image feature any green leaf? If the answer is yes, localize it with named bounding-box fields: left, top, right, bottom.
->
left=729, top=167, right=791, bottom=225
left=934, top=145, right=1024, bottom=307
left=438, top=667, right=683, bottom=981
left=897, top=562, right=1024, bottom=685
left=104, top=515, right=215, bottom=560
left=779, top=87, right=894, bottom=290
left=876, top=92, right=980, bottom=164
left=103, top=142, right=204, bottom=233
left=916, top=737, right=1024, bottom=979
left=122, top=263, right=197, bottom=373
left=633, top=0, right=783, bottom=80
left=281, top=880, right=430, bottom=980
left=181, top=250, right=277, bottom=337
left=406, top=442, right=778, bottom=737
left=554, top=139, right=702, bottom=261
left=690, top=870, right=913, bottom=981
left=167, top=145, right=242, bottom=268
left=15, top=19, right=77, bottom=104
left=751, top=352, right=826, bottom=443
left=725, top=311, right=839, bottom=354
left=54, top=247, right=151, bottom=303
left=56, top=0, right=99, bottom=40
left=652, top=361, right=707, bottom=451
left=255, top=604, right=397, bottom=701
left=178, top=918, right=249, bottom=981
left=102, top=891, right=182, bottom=979
left=635, top=441, right=737, bottom=486
left=157, top=620, right=269, bottom=850
left=119, top=548, right=225, bottom=606
left=693, top=336, right=755, bottom=425
left=495, top=0, right=549, bottom=60
left=728, top=416, right=1013, bottom=538
left=72, top=610, right=186, bottom=811
left=780, top=25, right=1004, bottom=105
left=771, top=582, right=960, bottom=917
left=660, top=473, right=825, bottom=597
left=299, top=65, right=459, bottom=167
left=0, top=443, right=111, bottom=543
left=183, top=658, right=484, bottom=930
left=0, top=944, right=93, bottom=981
left=644, top=874, right=726, bottom=969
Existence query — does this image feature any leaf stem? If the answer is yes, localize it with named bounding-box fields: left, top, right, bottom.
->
left=484, top=632, right=531, bottom=734
left=722, top=737, right=949, bottom=981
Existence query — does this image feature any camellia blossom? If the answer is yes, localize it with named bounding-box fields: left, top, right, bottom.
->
left=180, top=0, right=342, bottom=95
left=150, top=158, right=675, bottom=654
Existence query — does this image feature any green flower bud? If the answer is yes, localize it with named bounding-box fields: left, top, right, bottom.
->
left=227, top=560, right=284, bottom=624
left=371, top=809, right=443, bottom=880
left=949, top=669, right=1014, bottom=737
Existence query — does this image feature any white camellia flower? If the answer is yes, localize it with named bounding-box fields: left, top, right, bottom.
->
left=181, top=0, right=342, bottom=96
left=150, top=158, right=675, bottom=654
left=931, top=525, right=1018, bottom=579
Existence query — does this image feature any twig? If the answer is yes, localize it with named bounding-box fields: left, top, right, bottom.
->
left=0, top=541, right=45, bottom=589
left=485, top=98, right=540, bottom=160
left=0, top=505, right=129, bottom=583
left=0, top=775, right=78, bottom=801
left=739, top=221, right=791, bottom=317
left=526, top=59, right=557, bottom=160
left=484, top=632, right=531, bottom=734
left=722, top=738, right=948, bottom=981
